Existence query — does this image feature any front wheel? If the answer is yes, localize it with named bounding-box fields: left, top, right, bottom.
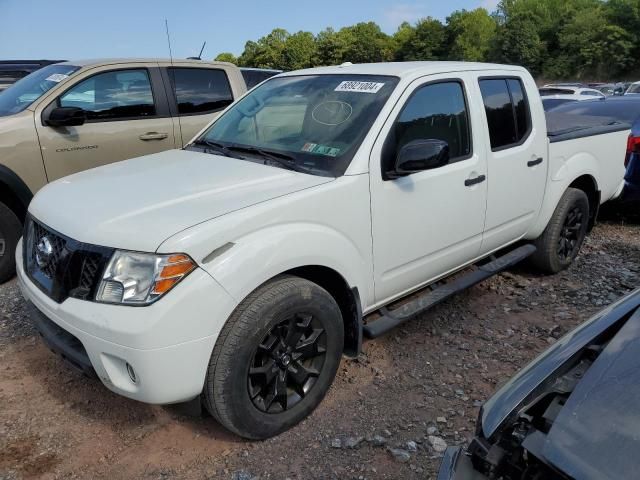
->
left=530, top=188, right=590, bottom=274
left=203, top=275, right=344, bottom=439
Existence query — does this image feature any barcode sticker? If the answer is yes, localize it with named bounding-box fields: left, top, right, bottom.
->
left=45, top=74, right=69, bottom=83
left=335, top=81, right=385, bottom=94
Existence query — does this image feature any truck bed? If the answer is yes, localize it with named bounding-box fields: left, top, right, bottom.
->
left=546, top=111, right=631, bottom=143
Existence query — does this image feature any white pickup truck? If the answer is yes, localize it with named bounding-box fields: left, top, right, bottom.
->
left=17, top=62, right=629, bottom=439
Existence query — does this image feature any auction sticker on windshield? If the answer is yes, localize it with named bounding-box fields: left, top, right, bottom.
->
left=45, top=74, right=69, bottom=83
left=335, top=81, right=385, bottom=94
left=302, top=143, right=341, bottom=157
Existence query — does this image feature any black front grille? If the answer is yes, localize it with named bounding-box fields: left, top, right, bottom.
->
left=24, top=216, right=115, bottom=303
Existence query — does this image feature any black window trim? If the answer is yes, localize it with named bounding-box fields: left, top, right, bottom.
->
left=478, top=75, right=533, bottom=152
left=381, top=77, right=474, bottom=180
left=43, top=66, right=170, bottom=125
left=164, top=66, right=234, bottom=118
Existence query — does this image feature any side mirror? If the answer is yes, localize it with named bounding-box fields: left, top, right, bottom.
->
left=392, top=139, right=450, bottom=177
left=46, top=107, right=86, bottom=127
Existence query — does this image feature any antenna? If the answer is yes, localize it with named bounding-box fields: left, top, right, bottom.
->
left=198, top=41, right=206, bottom=60
left=164, top=19, right=174, bottom=64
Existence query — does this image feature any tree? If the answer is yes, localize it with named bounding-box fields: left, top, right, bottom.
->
left=283, top=31, right=317, bottom=70
left=394, top=17, right=446, bottom=61
left=339, top=22, right=394, bottom=64
left=495, top=12, right=545, bottom=73
left=214, top=52, right=237, bottom=64
left=238, top=29, right=290, bottom=69
left=558, top=7, right=634, bottom=79
left=446, top=9, right=497, bottom=61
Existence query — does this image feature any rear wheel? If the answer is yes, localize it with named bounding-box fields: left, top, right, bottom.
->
left=0, top=202, right=22, bottom=284
left=531, top=188, right=589, bottom=274
left=203, top=275, right=344, bottom=439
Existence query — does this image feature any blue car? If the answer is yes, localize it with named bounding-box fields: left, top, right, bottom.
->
left=624, top=123, right=640, bottom=202
left=548, top=97, right=640, bottom=203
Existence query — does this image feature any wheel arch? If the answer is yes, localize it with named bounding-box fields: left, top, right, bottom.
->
left=285, top=265, right=363, bottom=358
left=0, top=165, right=33, bottom=221
left=568, top=174, right=600, bottom=231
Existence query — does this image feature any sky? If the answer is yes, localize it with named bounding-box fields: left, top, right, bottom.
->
left=0, top=0, right=499, bottom=60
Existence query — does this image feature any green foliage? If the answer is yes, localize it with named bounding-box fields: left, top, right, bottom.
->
left=214, top=52, right=237, bottom=64
left=394, top=18, right=446, bottom=61
left=446, top=9, right=497, bottom=61
left=215, top=0, right=640, bottom=80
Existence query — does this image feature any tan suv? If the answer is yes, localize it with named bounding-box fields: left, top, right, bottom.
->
left=0, top=58, right=259, bottom=282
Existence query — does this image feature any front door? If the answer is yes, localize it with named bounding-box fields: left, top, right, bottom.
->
left=35, top=66, right=177, bottom=182
left=370, top=75, right=488, bottom=304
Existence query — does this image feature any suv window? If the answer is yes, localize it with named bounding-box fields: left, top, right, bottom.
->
left=59, top=69, right=155, bottom=121
left=168, top=68, right=233, bottom=115
left=385, top=81, right=471, bottom=173
left=479, top=78, right=531, bottom=150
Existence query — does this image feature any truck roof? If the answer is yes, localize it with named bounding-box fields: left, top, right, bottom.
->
left=279, top=61, right=527, bottom=79
left=55, top=58, right=234, bottom=68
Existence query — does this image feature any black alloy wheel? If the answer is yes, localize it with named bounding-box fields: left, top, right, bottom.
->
left=557, top=206, right=584, bottom=261
left=248, top=312, right=327, bottom=413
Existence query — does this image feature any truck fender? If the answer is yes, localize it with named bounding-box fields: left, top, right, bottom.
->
left=198, top=222, right=373, bottom=309
left=527, top=152, right=600, bottom=239
left=0, top=164, right=33, bottom=219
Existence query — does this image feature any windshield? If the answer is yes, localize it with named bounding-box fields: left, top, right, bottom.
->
left=0, top=64, right=81, bottom=117
left=196, top=74, right=399, bottom=177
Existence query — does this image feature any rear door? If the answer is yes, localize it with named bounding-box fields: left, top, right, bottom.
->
left=477, top=76, right=547, bottom=253
left=162, top=64, right=238, bottom=145
left=35, top=64, right=177, bottom=181
left=369, top=74, right=488, bottom=304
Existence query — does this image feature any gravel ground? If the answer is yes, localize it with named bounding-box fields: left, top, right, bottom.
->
left=1, top=209, right=639, bottom=480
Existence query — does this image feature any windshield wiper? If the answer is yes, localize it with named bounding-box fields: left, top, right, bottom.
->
left=190, top=139, right=242, bottom=159
left=226, top=145, right=310, bottom=174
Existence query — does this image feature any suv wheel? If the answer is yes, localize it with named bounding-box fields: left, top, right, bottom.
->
left=531, top=188, right=590, bottom=274
left=0, top=202, right=22, bottom=284
left=203, top=275, right=344, bottom=439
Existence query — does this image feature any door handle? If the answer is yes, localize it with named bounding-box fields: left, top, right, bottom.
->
left=139, top=132, right=169, bottom=141
left=528, top=157, right=543, bottom=167
left=465, top=174, right=486, bottom=187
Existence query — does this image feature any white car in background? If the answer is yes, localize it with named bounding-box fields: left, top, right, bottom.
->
left=539, top=85, right=605, bottom=101
left=625, top=81, right=640, bottom=95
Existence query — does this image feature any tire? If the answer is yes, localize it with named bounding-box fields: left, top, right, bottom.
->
left=0, top=202, right=22, bottom=284
left=203, top=275, right=344, bottom=439
left=530, top=188, right=590, bottom=274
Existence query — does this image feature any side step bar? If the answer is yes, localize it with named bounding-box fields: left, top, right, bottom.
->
left=363, top=244, right=536, bottom=339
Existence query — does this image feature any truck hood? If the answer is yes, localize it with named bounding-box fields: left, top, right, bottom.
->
left=29, top=149, right=333, bottom=252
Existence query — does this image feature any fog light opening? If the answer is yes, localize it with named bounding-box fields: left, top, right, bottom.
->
left=126, top=362, right=137, bottom=384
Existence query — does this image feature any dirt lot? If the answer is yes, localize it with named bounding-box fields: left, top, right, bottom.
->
left=1, top=209, right=639, bottom=480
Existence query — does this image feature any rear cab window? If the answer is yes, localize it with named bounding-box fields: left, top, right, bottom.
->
left=479, top=78, right=531, bottom=151
left=168, top=67, right=234, bottom=115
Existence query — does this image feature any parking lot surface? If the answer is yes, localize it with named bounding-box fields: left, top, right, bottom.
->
left=1, top=212, right=639, bottom=480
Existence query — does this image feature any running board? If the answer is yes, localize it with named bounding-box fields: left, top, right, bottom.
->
left=363, top=244, right=536, bottom=339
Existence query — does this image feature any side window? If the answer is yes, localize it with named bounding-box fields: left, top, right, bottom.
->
left=168, top=68, right=233, bottom=115
left=59, top=69, right=155, bottom=120
left=507, top=79, right=530, bottom=140
left=479, top=78, right=531, bottom=150
left=386, top=81, right=471, bottom=172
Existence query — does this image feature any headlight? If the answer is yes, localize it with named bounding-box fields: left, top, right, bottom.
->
left=96, top=251, right=196, bottom=305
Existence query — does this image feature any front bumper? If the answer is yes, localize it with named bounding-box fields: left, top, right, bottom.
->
left=16, top=238, right=238, bottom=404
left=437, top=447, right=487, bottom=480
